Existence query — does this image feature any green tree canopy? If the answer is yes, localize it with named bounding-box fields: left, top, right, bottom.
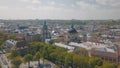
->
left=24, top=54, right=32, bottom=68
left=11, top=57, right=22, bottom=68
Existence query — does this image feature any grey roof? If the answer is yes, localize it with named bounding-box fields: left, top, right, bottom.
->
left=68, top=25, right=77, bottom=33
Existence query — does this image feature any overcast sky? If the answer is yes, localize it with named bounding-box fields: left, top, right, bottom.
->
left=0, top=0, right=120, bottom=20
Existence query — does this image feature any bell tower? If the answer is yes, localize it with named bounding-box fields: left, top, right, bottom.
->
left=42, top=20, right=51, bottom=42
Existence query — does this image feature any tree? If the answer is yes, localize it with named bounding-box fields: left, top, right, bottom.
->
left=95, top=65, right=102, bottom=68
left=29, top=42, right=41, bottom=55
left=24, top=54, right=32, bottom=68
left=34, top=52, right=41, bottom=67
left=73, top=54, right=89, bottom=68
left=28, top=42, right=117, bottom=68
left=89, top=57, right=103, bottom=68
left=57, top=52, right=66, bottom=67
left=50, top=52, right=58, bottom=63
left=40, top=47, right=46, bottom=65
left=65, top=53, right=74, bottom=68
left=0, top=64, right=2, bottom=68
left=11, top=57, right=22, bottom=68
left=102, top=62, right=117, bottom=68
left=8, top=50, right=20, bottom=59
left=74, top=48, right=88, bottom=56
left=49, top=39, right=61, bottom=44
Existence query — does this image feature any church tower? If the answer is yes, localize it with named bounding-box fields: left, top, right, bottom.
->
left=42, top=20, right=51, bottom=42
left=68, top=24, right=79, bottom=42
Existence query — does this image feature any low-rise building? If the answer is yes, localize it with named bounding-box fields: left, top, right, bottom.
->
left=54, top=42, right=75, bottom=52
left=5, top=39, right=17, bottom=50
left=69, top=41, right=119, bottom=63
left=25, top=32, right=41, bottom=42
left=6, top=39, right=28, bottom=56
left=15, top=40, right=28, bottom=56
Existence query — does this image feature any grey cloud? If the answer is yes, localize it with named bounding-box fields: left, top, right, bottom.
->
left=96, top=0, right=120, bottom=7
left=0, top=0, right=120, bottom=19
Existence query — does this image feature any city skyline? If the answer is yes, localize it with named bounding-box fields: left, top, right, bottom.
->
left=0, top=0, right=120, bottom=20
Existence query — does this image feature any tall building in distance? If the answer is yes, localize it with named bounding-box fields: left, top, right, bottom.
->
left=42, top=20, right=51, bottom=42
left=68, top=24, right=80, bottom=43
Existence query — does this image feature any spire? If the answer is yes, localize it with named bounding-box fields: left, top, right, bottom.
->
left=83, top=33, right=87, bottom=42
left=42, top=20, right=51, bottom=42
left=44, top=20, right=46, bottom=25
left=71, top=24, right=74, bottom=28
left=43, top=20, right=47, bottom=30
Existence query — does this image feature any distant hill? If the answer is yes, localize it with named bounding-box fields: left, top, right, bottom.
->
left=0, top=19, right=120, bottom=25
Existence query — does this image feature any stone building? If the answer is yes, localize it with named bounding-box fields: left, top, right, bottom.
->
left=90, top=44, right=120, bottom=64
left=68, top=24, right=80, bottom=43
left=41, top=21, right=51, bottom=42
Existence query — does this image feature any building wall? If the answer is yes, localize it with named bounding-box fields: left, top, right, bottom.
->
left=90, top=50, right=119, bottom=64
left=5, top=40, right=17, bottom=50
left=25, top=34, right=41, bottom=42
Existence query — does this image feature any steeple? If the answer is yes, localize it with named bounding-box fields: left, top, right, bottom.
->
left=83, top=33, right=87, bottom=42
left=43, top=20, right=48, bottom=30
left=71, top=24, right=74, bottom=28
left=42, top=20, right=51, bottom=42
